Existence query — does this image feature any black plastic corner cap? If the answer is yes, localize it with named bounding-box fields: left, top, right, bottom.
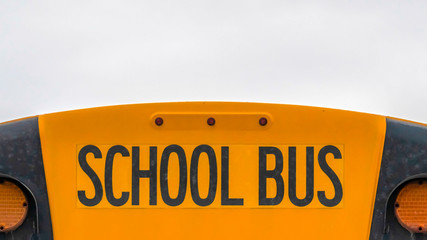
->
left=370, top=118, right=427, bottom=239
left=0, top=118, right=53, bottom=239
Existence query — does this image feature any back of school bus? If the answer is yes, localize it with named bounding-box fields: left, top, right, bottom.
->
left=0, top=102, right=426, bottom=239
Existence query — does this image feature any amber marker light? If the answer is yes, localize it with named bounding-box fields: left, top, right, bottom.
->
left=207, top=117, right=215, bottom=126
left=0, top=179, right=29, bottom=232
left=394, top=179, right=427, bottom=233
left=155, top=117, right=163, bottom=126
left=259, top=117, right=268, bottom=126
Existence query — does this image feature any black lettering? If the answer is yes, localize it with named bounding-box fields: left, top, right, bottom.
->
left=105, top=145, right=130, bottom=207
left=288, top=146, right=314, bottom=207
left=317, top=145, right=343, bottom=207
left=132, top=146, right=157, bottom=205
left=160, top=145, right=187, bottom=206
left=190, top=145, right=217, bottom=206
left=259, top=147, right=284, bottom=205
left=221, top=147, right=243, bottom=205
left=78, top=145, right=103, bottom=207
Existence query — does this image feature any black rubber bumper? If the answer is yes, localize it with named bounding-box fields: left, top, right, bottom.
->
left=0, top=118, right=53, bottom=240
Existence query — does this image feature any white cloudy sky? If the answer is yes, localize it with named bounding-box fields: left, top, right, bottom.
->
left=1, top=1, right=426, bottom=123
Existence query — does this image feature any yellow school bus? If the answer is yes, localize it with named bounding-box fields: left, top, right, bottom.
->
left=0, top=102, right=426, bottom=239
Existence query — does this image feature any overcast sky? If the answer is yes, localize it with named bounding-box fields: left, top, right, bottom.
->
left=1, top=1, right=427, bottom=123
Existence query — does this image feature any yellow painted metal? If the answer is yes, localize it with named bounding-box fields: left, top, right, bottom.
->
left=38, top=102, right=386, bottom=239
